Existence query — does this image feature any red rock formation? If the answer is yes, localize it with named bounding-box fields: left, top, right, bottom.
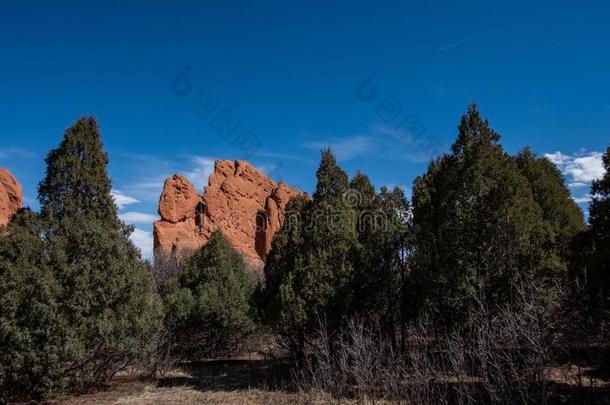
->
left=0, top=168, right=23, bottom=226
left=153, top=160, right=302, bottom=269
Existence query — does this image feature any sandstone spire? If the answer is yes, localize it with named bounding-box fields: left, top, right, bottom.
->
left=0, top=168, right=23, bottom=226
left=153, top=160, right=302, bottom=270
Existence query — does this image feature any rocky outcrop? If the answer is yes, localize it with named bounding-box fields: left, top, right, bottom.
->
left=153, top=160, right=302, bottom=269
left=0, top=168, right=23, bottom=226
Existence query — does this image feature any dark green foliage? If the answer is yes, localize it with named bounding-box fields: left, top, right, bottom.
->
left=0, top=210, right=65, bottom=398
left=515, top=147, right=586, bottom=255
left=44, top=217, right=162, bottom=387
left=589, top=147, right=610, bottom=245
left=263, top=150, right=360, bottom=360
left=0, top=117, right=162, bottom=400
left=587, top=147, right=610, bottom=319
left=37, top=117, right=162, bottom=389
left=349, top=171, right=375, bottom=210
left=39, top=117, right=119, bottom=225
left=163, top=231, right=255, bottom=358
left=351, top=181, right=411, bottom=345
left=571, top=146, right=610, bottom=323
left=1, top=108, right=605, bottom=401
left=410, top=104, right=551, bottom=329
left=262, top=149, right=415, bottom=358
left=313, top=148, right=349, bottom=202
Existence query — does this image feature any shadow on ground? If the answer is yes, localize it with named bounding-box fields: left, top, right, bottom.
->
left=157, top=359, right=295, bottom=392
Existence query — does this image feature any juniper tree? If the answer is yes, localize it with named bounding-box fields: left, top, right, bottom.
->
left=263, top=149, right=359, bottom=362
left=356, top=184, right=411, bottom=348
left=0, top=210, right=65, bottom=399
left=313, top=148, right=349, bottom=202
left=410, top=104, right=548, bottom=330
left=571, top=146, right=610, bottom=324
left=348, top=169, right=412, bottom=342
left=1, top=117, right=163, bottom=397
left=1, top=117, right=163, bottom=399
left=39, top=117, right=119, bottom=225
left=163, top=231, right=255, bottom=358
left=515, top=147, right=585, bottom=259
left=588, top=147, right=610, bottom=319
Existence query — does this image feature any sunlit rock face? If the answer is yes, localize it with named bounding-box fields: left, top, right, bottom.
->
left=0, top=168, right=23, bottom=226
left=153, top=160, right=302, bottom=271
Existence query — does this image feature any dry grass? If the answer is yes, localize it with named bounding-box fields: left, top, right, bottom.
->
left=58, top=384, right=303, bottom=405
left=46, top=336, right=610, bottom=405
left=49, top=362, right=610, bottom=405
left=52, top=378, right=346, bottom=405
left=51, top=364, right=392, bottom=405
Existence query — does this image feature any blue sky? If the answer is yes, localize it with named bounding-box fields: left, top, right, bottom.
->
left=1, top=1, right=608, bottom=257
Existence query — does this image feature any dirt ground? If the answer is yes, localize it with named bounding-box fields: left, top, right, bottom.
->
left=48, top=358, right=610, bottom=405
left=52, top=359, right=318, bottom=405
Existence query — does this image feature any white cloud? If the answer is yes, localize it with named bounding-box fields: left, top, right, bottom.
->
left=130, top=228, right=153, bottom=259
left=544, top=151, right=570, bottom=166
left=302, top=136, right=375, bottom=161
left=185, top=156, right=216, bottom=192
left=119, top=211, right=158, bottom=224
left=544, top=151, right=605, bottom=183
left=110, top=189, right=139, bottom=209
left=544, top=150, right=606, bottom=206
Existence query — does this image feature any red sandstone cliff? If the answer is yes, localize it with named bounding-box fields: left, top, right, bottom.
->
left=0, top=168, right=23, bottom=226
left=153, top=160, right=302, bottom=269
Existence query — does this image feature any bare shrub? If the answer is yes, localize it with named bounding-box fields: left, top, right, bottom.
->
left=149, top=249, right=192, bottom=292
left=297, top=281, right=555, bottom=404
left=452, top=280, right=553, bottom=404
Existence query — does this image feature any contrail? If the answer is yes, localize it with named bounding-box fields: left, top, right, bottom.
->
left=435, top=32, right=487, bottom=52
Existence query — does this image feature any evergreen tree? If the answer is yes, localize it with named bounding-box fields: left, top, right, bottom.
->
left=410, top=104, right=547, bottom=330
left=163, top=231, right=255, bottom=358
left=313, top=148, right=349, bottom=202
left=39, top=117, right=119, bottom=225
left=0, top=210, right=65, bottom=399
left=349, top=171, right=377, bottom=312
left=571, top=146, right=610, bottom=323
left=353, top=184, right=412, bottom=348
left=589, top=147, right=610, bottom=248
left=0, top=117, right=162, bottom=399
left=349, top=171, right=376, bottom=211
left=515, top=147, right=585, bottom=256
left=588, top=147, right=610, bottom=318
left=263, top=149, right=359, bottom=362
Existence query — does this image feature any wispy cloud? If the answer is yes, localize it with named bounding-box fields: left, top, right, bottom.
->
left=110, top=189, right=139, bottom=209
left=119, top=211, right=158, bottom=224
left=185, top=156, right=216, bottom=192
left=130, top=228, right=153, bottom=259
left=254, top=151, right=316, bottom=165
left=112, top=153, right=216, bottom=202
left=301, top=136, right=376, bottom=161
left=300, top=124, right=445, bottom=164
left=0, top=147, right=36, bottom=159
left=544, top=150, right=605, bottom=205
left=255, top=162, right=280, bottom=176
